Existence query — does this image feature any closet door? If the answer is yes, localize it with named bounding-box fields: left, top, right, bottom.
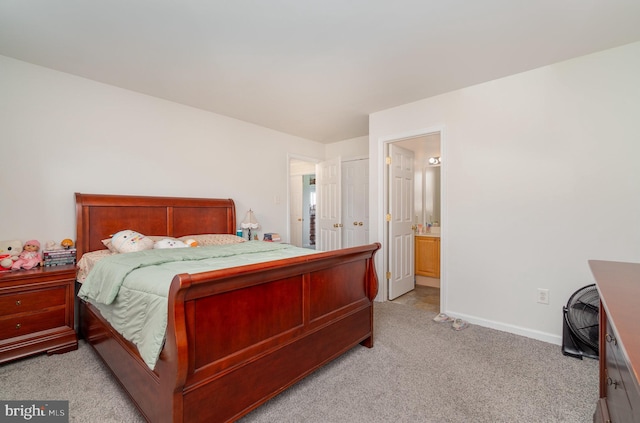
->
left=342, top=159, right=369, bottom=248
left=316, top=157, right=342, bottom=251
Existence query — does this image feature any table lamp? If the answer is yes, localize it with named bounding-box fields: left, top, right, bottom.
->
left=241, top=209, right=260, bottom=241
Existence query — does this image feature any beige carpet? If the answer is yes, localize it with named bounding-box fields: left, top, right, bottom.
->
left=1, top=301, right=598, bottom=422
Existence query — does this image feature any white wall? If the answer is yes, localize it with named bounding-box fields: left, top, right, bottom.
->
left=0, top=55, right=325, bottom=244
left=370, top=42, right=640, bottom=344
left=325, top=135, right=368, bottom=160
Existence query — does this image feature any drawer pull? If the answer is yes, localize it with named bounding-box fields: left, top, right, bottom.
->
left=605, top=333, right=617, bottom=345
left=15, top=323, right=21, bottom=330
left=607, top=377, right=620, bottom=389
left=16, top=300, right=21, bottom=306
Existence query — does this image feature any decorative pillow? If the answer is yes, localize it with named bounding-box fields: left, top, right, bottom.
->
left=153, top=239, right=189, bottom=249
left=101, top=238, right=118, bottom=253
left=147, top=235, right=178, bottom=242
left=102, top=235, right=177, bottom=253
left=110, top=230, right=154, bottom=253
left=177, top=234, right=245, bottom=246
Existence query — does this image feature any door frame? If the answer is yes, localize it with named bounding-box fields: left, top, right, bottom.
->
left=375, top=126, right=446, bottom=307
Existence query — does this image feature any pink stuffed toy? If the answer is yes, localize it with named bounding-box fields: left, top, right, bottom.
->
left=12, top=240, right=43, bottom=270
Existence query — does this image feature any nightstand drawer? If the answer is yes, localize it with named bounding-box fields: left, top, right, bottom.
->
left=0, top=286, right=66, bottom=317
left=0, top=308, right=66, bottom=340
left=0, top=266, right=77, bottom=363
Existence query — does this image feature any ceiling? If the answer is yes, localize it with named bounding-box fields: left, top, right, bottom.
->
left=2, top=1, right=640, bottom=144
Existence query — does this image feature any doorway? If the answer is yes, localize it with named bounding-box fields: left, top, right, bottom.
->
left=289, top=157, right=318, bottom=249
left=291, top=156, right=371, bottom=251
left=385, top=132, right=442, bottom=301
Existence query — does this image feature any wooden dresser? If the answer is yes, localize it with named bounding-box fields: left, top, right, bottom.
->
left=0, top=265, right=78, bottom=364
left=589, top=260, right=640, bottom=423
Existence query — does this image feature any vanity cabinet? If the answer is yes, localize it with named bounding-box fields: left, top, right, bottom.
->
left=589, top=260, right=640, bottom=423
left=415, top=236, right=440, bottom=278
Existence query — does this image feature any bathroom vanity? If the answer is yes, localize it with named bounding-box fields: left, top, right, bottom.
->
left=415, top=233, right=440, bottom=278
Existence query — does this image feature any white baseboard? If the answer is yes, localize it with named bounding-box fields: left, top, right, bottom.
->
left=447, top=311, right=562, bottom=346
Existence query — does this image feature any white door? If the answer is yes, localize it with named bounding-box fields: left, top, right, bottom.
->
left=289, top=175, right=303, bottom=247
left=316, top=157, right=341, bottom=251
left=388, top=144, right=415, bottom=300
left=342, top=159, right=369, bottom=248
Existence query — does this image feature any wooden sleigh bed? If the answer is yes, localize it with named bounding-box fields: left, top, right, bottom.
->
left=74, top=193, right=380, bottom=423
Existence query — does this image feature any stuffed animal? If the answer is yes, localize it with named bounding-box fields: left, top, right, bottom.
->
left=11, top=239, right=42, bottom=270
left=153, top=239, right=189, bottom=249
left=61, top=238, right=74, bottom=249
left=0, top=239, right=23, bottom=270
left=182, top=238, right=199, bottom=247
left=45, top=240, right=63, bottom=251
left=110, top=230, right=154, bottom=253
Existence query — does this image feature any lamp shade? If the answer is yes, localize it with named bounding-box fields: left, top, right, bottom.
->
left=241, top=209, right=260, bottom=229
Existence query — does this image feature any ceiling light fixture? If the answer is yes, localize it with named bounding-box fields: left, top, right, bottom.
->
left=428, top=156, right=441, bottom=165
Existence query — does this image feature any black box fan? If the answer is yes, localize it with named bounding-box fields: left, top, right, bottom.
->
left=562, top=284, right=599, bottom=360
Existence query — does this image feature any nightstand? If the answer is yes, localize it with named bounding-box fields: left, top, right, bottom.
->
left=0, top=265, right=78, bottom=364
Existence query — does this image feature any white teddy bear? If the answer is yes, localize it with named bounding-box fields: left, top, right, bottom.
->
left=0, top=239, right=23, bottom=270
left=45, top=240, right=63, bottom=251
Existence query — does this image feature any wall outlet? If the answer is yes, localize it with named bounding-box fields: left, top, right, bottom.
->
left=537, top=288, right=550, bottom=305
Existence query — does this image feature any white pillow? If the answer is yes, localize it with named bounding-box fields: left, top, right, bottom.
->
left=103, top=235, right=177, bottom=253
left=177, top=234, right=245, bottom=246
left=110, top=230, right=154, bottom=253
left=153, top=239, right=189, bottom=249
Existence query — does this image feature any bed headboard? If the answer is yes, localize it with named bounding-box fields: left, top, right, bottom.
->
left=75, top=193, right=236, bottom=259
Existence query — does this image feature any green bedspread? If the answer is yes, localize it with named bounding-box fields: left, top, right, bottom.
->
left=78, top=242, right=317, bottom=369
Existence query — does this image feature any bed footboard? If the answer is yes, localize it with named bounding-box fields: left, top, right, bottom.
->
left=81, top=243, right=380, bottom=423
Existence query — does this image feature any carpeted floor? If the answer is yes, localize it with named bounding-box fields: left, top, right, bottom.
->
left=0, top=301, right=598, bottom=422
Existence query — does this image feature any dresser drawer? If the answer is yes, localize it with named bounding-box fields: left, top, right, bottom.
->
left=0, top=308, right=66, bottom=340
left=0, top=286, right=66, bottom=317
left=604, top=320, right=640, bottom=423
left=605, top=360, right=633, bottom=422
